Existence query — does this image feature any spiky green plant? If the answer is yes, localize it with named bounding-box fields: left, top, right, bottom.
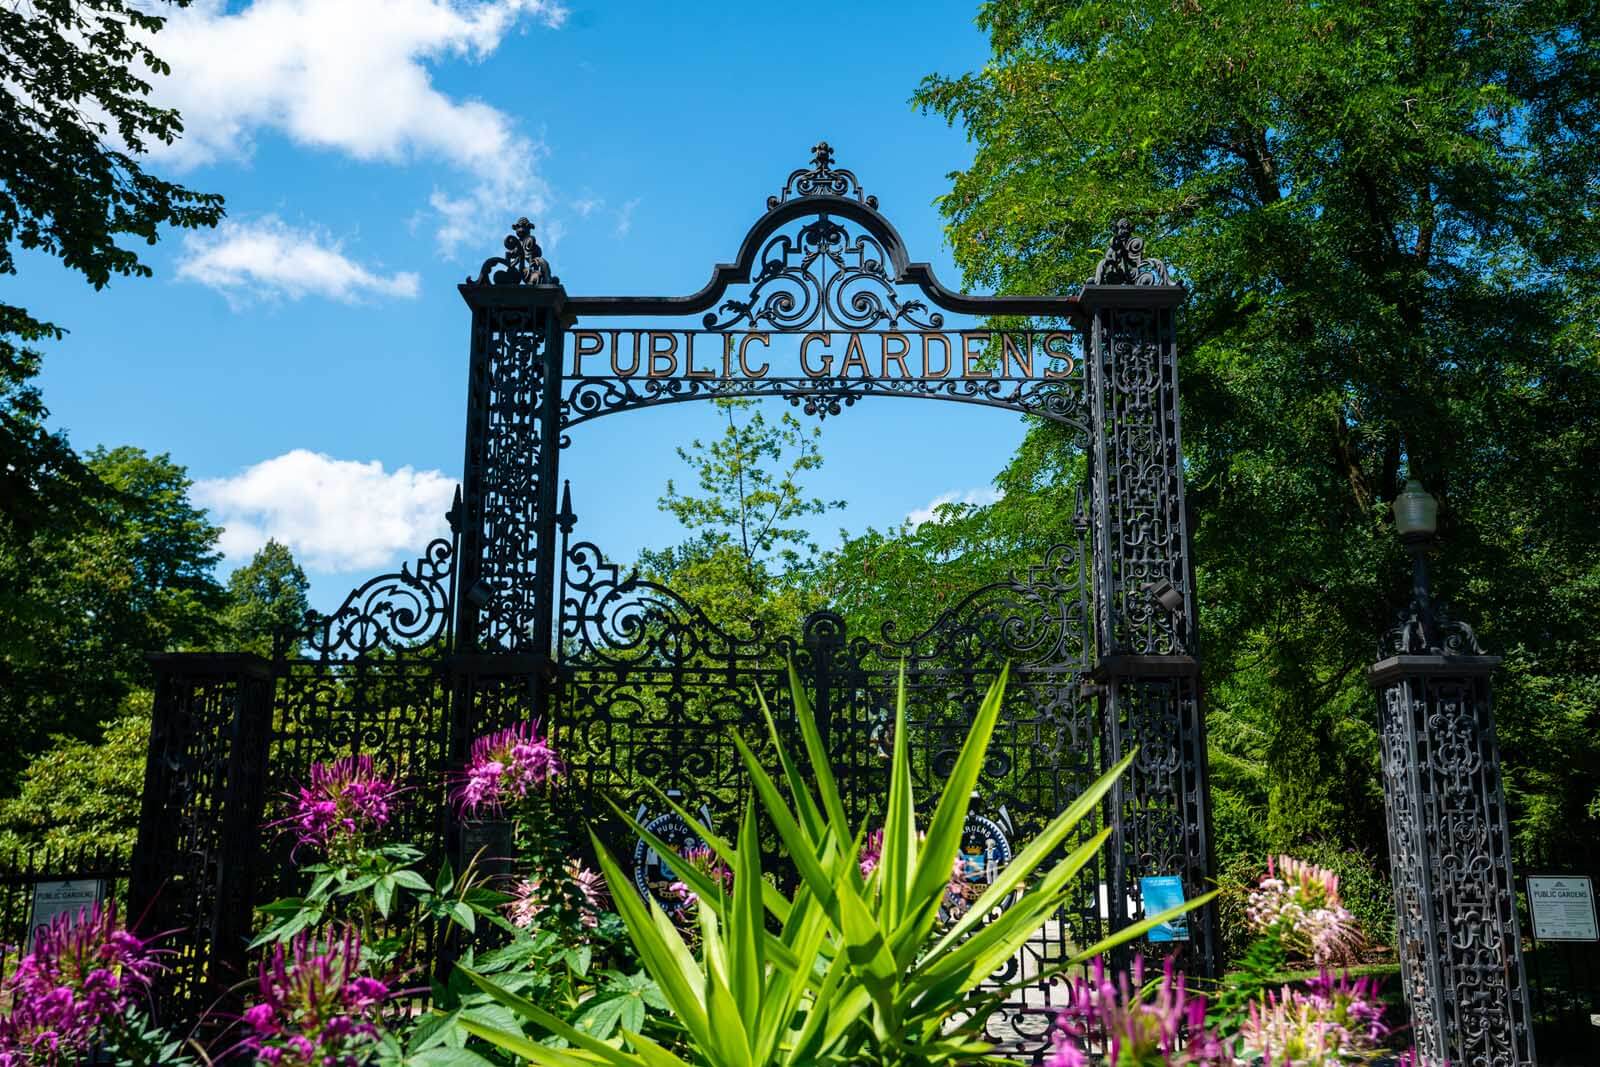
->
left=458, top=663, right=1209, bottom=1066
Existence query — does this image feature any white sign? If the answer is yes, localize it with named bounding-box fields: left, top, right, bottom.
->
left=1528, top=875, right=1598, bottom=942
left=27, top=879, right=105, bottom=950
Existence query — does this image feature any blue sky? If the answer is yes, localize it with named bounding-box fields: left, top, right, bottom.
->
left=18, top=0, right=1030, bottom=612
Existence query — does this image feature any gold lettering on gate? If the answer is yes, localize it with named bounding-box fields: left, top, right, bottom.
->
left=800, top=333, right=833, bottom=378
left=647, top=332, right=678, bottom=377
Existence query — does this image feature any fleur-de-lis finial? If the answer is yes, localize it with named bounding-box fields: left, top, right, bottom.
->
left=811, top=141, right=835, bottom=171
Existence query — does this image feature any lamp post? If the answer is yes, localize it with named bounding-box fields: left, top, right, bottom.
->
left=1371, top=479, right=1536, bottom=1066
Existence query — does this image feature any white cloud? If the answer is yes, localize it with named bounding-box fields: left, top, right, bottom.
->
left=195, top=450, right=458, bottom=572
left=907, top=487, right=1003, bottom=526
left=148, top=0, right=565, bottom=252
left=571, top=195, right=603, bottom=218
left=614, top=197, right=640, bottom=238
left=177, top=216, right=420, bottom=303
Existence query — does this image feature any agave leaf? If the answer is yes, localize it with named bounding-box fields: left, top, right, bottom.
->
left=928, top=749, right=1135, bottom=955
left=729, top=799, right=765, bottom=1021
left=730, top=727, right=836, bottom=907
left=756, top=686, right=828, bottom=842
left=879, top=661, right=916, bottom=933
left=902, top=665, right=1010, bottom=944
left=784, top=659, right=850, bottom=842
left=590, top=834, right=714, bottom=1049
left=457, top=968, right=637, bottom=1066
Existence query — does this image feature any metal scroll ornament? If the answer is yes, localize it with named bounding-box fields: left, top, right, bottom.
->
left=705, top=217, right=940, bottom=331
left=470, top=217, right=554, bottom=286
left=768, top=141, right=878, bottom=209
left=295, top=537, right=455, bottom=660
left=1094, top=219, right=1172, bottom=286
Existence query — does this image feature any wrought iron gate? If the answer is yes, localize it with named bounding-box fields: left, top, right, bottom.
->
left=133, top=146, right=1217, bottom=1059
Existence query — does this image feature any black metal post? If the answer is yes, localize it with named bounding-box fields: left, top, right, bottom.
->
left=1372, top=546, right=1537, bottom=1065
left=1082, top=222, right=1218, bottom=978
left=130, top=652, right=274, bottom=1024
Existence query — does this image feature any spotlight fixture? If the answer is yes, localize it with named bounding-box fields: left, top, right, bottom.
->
left=1144, top=578, right=1185, bottom=615
left=465, top=580, right=495, bottom=608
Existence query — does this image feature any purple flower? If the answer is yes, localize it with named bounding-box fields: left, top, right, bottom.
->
left=1050, top=956, right=1230, bottom=1067
left=274, top=754, right=401, bottom=859
left=1239, top=968, right=1394, bottom=1062
left=1246, top=854, right=1361, bottom=964
left=452, top=722, right=563, bottom=816
left=0, top=902, right=159, bottom=1065
left=237, top=927, right=389, bottom=1066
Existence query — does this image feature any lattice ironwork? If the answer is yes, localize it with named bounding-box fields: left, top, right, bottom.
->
left=1374, top=657, right=1537, bottom=1066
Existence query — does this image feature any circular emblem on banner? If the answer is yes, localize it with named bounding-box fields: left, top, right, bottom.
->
left=631, top=810, right=708, bottom=916
left=945, top=811, right=1016, bottom=921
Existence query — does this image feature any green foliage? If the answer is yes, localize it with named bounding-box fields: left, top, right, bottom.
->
left=225, top=539, right=311, bottom=656
left=915, top=0, right=1600, bottom=872
left=0, top=446, right=225, bottom=781
left=0, top=697, right=151, bottom=854
left=252, top=849, right=504, bottom=969
left=459, top=666, right=1207, bottom=1066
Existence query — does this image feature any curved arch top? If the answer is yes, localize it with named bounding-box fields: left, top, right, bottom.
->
left=463, top=143, right=1096, bottom=327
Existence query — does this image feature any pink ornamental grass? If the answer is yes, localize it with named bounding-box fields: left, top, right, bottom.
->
left=279, top=755, right=399, bottom=858
left=1245, top=855, right=1361, bottom=965
left=239, top=927, right=390, bottom=1067
left=453, top=721, right=564, bottom=817
left=0, top=901, right=159, bottom=1067
left=1047, top=956, right=1230, bottom=1067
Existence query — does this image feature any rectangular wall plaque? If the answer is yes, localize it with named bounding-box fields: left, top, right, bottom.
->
left=27, top=879, right=106, bottom=950
left=1528, top=875, right=1598, bottom=941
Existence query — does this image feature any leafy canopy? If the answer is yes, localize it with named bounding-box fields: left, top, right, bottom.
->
left=915, top=0, right=1600, bottom=862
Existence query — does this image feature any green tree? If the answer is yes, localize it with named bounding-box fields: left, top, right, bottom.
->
left=915, top=0, right=1600, bottom=865
left=0, top=447, right=225, bottom=781
left=639, top=399, right=844, bottom=635
left=0, top=696, right=152, bottom=854
left=225, top=538, right=312, bottom=655
left=2, top=0, right=224, bottom=534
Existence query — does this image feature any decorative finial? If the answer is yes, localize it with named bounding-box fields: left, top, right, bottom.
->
left=769, top=141, right=877, bottom=211
left=469, top=216, right=555, bottom=286
left=1093, top=218, right=1171, bottom=286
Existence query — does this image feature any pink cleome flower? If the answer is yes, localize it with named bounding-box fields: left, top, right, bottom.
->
left=0, top=901, right=159, bottom=1066
left=1246, top=855, right=1361, bottom=965
left=506, top=861, right=611, bottom=931
left=1048, top=956, right=1230, bottom=1067
left=239, top=927, right=390, bottom=1067
left=452, top=721, right=564, bottom=817
left=1238, top=968, right=1392, bottom=1062
left=276, top=754, right=400, bottom=858
left=670, top=846, right=734, bottom=910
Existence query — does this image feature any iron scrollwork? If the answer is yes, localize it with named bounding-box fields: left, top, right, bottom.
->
left=706, top=217, right=941, bottom=332
left=767, top=140, right=878, bottom=209
left=1094, top=219, right=1172, bottom=287
left=292, top=537, right=455, bottom=660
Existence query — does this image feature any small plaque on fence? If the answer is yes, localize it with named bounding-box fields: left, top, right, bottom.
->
left=28, top=879, right=106, bottom=950
left=1140, top=875, right=1190, bottom=942
left=1528, top=875, right=1598, bottom=942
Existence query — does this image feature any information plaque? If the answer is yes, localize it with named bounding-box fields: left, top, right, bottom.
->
left=1528, top=875, right=1598, bottom=942
left=27, top=879, right=105, bottom=950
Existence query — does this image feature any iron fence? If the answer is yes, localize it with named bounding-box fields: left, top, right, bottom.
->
left=0, top=845, right=131, bottom=983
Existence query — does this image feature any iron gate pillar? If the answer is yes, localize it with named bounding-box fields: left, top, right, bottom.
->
left=1082, top=222, right=1218, bottom=977
left=1371, top=649, right=1537, bottom=1065
left=130, top=652, right=275, bottom=1024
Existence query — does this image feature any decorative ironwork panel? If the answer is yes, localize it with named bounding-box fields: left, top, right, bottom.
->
left=1374, top=658, right=1537, bottom=1066
left=130, top=655, right=274, bottom=1024
left=1085, top=297, right=1192, bottom=657
left=458, top=303, right=563, bottom=654
left=554, top=507, right=1105, bottom=1061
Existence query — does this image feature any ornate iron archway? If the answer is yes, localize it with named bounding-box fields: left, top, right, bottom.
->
left=131, top=145, right=1216, bottom=1059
